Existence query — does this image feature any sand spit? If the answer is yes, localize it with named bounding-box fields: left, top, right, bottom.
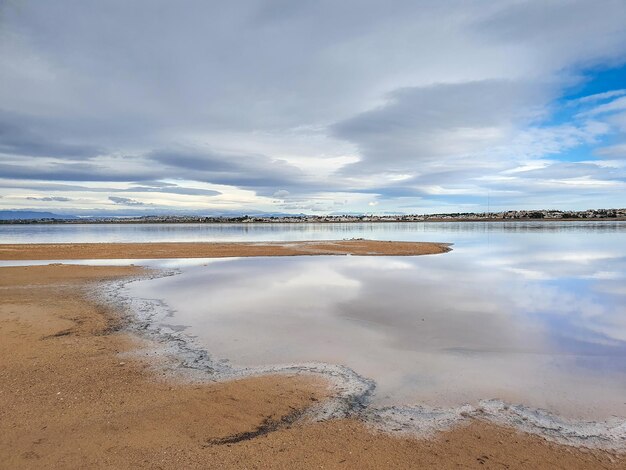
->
left=1, top=262, right=624, bottom=468
left=0, top=239, right=450, bottom=260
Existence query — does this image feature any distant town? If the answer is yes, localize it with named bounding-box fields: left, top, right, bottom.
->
left=1, top=208, right=625, bottom=224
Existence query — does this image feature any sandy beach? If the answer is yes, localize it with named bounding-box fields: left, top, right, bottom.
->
left=1, top=243, right=624, bottom=469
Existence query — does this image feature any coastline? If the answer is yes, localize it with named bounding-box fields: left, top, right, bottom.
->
left=1, top=247, right=624, bottom=468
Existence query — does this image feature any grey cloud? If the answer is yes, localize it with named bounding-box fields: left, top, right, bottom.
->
left=333, top=80, right=551, bottom=173
left=1, top=1, right=447, bottom=137
left=596, top=143, right=626, bottom=159
left=128, top=185, right=221, bottom=197
left=131, top=181, right=176, bottom=188
left=0, top=181, right=100, bottom=192
left=0, top=152, right=321, bottom=195
left=150, top=151, right=237, bottom=173
left=0, top=150, right=254, bottom=195
left=4, top=0, right=621, bottom=151
left=0, top=161, right=160, bottom=182
left=148, top=149, right=313, bottom=194
left=26, top=196, right=72, bottom=202
left=109, top=196, right=145, bottom=206
left=0, top=179, right=221, bottom=196
left=273, top=189, right=290, bottom=198
left=473, top=0, right=626, bottom=70
left=0, top=111, right=105, bottom=159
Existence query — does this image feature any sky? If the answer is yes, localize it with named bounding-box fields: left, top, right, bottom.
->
left=1, top=0, right=626, bottom=217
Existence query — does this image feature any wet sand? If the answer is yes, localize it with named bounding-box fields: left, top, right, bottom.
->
left=0, top=239, right=450, bottom=260
left=0, top=258, right=624, bottom=468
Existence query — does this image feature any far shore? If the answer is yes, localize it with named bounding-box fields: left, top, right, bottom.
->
left=0, top=239, right=451, bottom=260
left=2, top=217, right=626, bottom=225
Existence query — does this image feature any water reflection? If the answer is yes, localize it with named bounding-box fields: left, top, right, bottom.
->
left=2, top=220, right=625, bottom=244
left=128, top=227, right=626, bottom=420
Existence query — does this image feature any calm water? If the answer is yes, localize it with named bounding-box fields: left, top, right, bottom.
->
left=121, top=222, right=626, bottom=420
left=1, top=220, right=625, bottom=244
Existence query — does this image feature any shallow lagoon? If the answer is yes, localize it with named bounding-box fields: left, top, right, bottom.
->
left=124, top=222, right=626, bottom=421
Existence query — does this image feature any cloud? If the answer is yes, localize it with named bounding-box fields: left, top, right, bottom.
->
left=514, top=161, right=625, bottom=180
left=597, top=143, right=626, bottom=159
left=26, top=196, right=72, bottom=202
left=127, top=183, right=221, bottom=197
left=1, top=1, right=626, bottom=213
left=473, top=0, right=626, bottom=71
left=146, top=148, right=318, bottom=195
left=0, top=110, right=105, bottom=159
left=0, top=160, right=158, bottom=182
left=579, top=96, right=626, bottom=117
left=332, top=80, right=553, bottom=174
left=574, top=89, right=626, bottom=104
left=108, top=196, right=145, bottom=206
left=273, top=189, right=290, bottom=198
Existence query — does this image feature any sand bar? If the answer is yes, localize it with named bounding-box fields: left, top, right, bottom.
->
left=1, top=253, right=624, bottom=468
left=0, top=239, right=450, bottom=260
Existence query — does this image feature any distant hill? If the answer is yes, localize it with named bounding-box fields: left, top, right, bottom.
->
left=0, top=211, right=76, bottom=221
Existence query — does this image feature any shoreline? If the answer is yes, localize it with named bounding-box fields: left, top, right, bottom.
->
left=1, top=249, right=625, bottom=467
left=107, top=266, right=626, bottom=450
